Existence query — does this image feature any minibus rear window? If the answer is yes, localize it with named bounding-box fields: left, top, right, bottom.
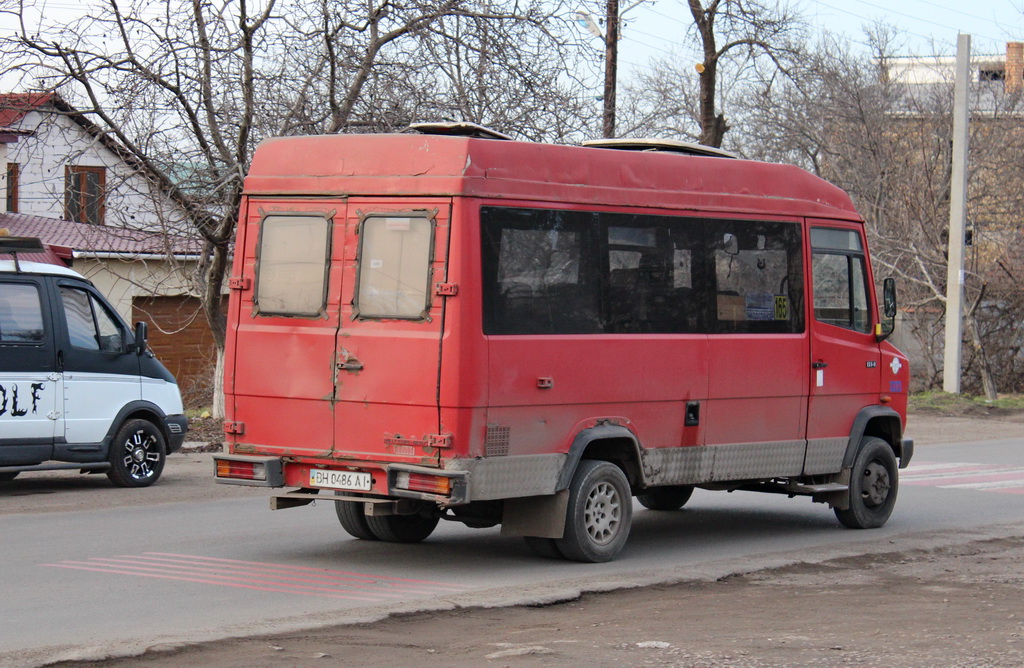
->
left=355, top=214, right=434, bottom=319
left=254, top=214, right=331, bottom=317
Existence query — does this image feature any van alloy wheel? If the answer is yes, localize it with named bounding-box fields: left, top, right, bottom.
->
left=556, top=460, right=632, bottom=563
left=106, top=419, right=166, bottom=488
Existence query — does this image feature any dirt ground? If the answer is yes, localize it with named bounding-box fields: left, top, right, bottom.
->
left=10, top=413, right=1024, bottom=667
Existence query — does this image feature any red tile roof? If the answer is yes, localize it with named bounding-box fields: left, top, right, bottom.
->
left=0, top=212, right=199, bottom=256
left=0, top=92, right=53, bottom=127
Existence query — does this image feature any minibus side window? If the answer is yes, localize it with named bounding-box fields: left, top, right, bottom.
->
left=710, top=221, right=804, bottom=334
left=811, top=227, right=871, bottom=333
left=254, top=214, right=331, bottom=317
left=0, top=283, right=45, bottom=343
left=482, top=208, right=600, bottom=334
left=60, top=287, right=124, bottom=352
left=355, top=214, right=434, bottom=319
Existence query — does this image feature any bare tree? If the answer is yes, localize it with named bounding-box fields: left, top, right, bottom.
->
left=0, top=0, right=585, bottom=414
left=748, top=27, right=1024, bottom=395
left=619, top=0, right=803, bottom=148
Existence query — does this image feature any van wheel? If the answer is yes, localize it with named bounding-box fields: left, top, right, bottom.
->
left=523, top=536, right=564, bottom=559
left=0, top=472, right=19, bottom=482
left=835, top=437, right=898, bottom=529
left=365, top=513, right=439, bottom=543
left=335, top=493, right=378, bottom=541
left=106, top=419, right=166, bottom=488
left=637, top=485, right=694, bottom=511
left=556, top=460, right=632, bottom=563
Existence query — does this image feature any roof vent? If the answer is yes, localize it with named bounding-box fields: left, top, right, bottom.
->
left=582, top=138, right=737, bottom=158
left=408, top=122, right=512, bottom=140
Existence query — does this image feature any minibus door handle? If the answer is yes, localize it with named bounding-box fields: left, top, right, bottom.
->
left=812, top=361, right=828, bottom=369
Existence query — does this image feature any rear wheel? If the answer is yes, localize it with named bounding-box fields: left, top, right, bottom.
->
left=637, top=485, right=694, bottom=511
left=106, top=419, right=166, bottom=487
left=523, top=536, right=564, bottom=559
left=334, top=493, right=378, bottom=540
left=365, top=513, right=439, bottom=543
left=555, top=460, right=632, bottom=563
left=835, top=437, right=898, bottom=529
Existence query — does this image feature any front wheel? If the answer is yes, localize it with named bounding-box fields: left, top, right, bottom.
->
left=835, top=437, right=898, bottom=529
left=365, top=513, right=439, bottom=543
left=555, top=460, right=632, bottom=563
left=106, top=419, right=166, bottom=488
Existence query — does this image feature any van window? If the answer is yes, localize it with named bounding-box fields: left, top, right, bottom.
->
left=60, top=287, right=124, bottom=352
left=255, top=214, right=331, bottom=317
left=355, top=214, right=434, bottom=319
left=711, top=221, right=804, bottom=334
left=811, top=227, right=871, bottom=333
left=482, top=207, right=801, bottom=335
left=0, top=283, right=44, bottom=343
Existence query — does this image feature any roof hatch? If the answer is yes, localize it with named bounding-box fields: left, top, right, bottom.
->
left=582, top=138, right=737, bottom=158
left=408, top=122, right=512, bottom=140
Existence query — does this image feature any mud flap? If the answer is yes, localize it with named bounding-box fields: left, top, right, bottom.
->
left=500, top=490, right=569, bottom=539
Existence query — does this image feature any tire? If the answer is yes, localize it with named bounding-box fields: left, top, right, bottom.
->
left=105, top=419, right=166, bottom=488
left=0, top=472, right=19, bottom=482
left=335, top=493, right=378, bottom=541
left=555, top=460, right=632, bottom=563
left=637, top=485, right=694, bottom=511
left=523, top=536, right=564, bottom=559
left=835, top=437, right=899, bottom=529
left=365, top=513, right=439, bottom=543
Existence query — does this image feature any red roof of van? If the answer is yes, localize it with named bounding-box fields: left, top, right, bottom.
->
left=244, top=133, right=861, bottom=221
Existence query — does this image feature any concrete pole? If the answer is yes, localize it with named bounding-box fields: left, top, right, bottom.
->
left=942, top=33, right=971, bottom=394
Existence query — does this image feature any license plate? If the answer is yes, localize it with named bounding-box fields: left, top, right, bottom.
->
left=309, top=469, right=372, bottom=491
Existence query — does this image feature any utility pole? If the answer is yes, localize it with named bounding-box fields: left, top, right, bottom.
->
left=942, top=33, right=971, bottom=394
left=602, top=0, right=619, bottom=138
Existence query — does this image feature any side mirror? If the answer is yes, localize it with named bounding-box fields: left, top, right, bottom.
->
left=133, top=321, right=149, bottom=356
left=877, top=278, right=897, bottom=342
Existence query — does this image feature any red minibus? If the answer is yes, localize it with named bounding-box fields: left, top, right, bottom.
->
left=214, top=123, right=912, bottom=562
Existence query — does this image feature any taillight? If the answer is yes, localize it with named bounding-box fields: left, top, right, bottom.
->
left=395, top=471, right=451, bottom=496
left=216, top=459, right=266, bottom=481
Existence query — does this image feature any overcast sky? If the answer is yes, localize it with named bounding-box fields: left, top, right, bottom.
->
left=610, top=0, right=1024, bottom=75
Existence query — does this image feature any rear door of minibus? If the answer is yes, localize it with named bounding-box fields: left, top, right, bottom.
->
left=332, top=200, right=451, bottom=466
left=227, top=199, right=344, bottom=458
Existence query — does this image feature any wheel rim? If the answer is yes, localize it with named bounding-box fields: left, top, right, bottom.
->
left=121, top=430, right=160, bottom=481
left=584, top=480, right=622, bottom=545
left=860, top=461, right=891, bottom=507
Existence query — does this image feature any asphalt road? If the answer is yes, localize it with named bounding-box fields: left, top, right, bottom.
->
left=1, top=427, right=1022, bottom=668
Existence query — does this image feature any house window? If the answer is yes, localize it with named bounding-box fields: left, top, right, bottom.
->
left=65, top=165, right=106, bottom=225
left=5, top=163, right=18, bottom=212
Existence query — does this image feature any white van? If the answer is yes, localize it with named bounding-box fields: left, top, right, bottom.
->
left=0, top=236, right=187, bottom=486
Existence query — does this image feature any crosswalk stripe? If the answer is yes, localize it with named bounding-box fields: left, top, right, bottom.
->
left=41, top=552, right=468, bottom=600
left=901, top=461, right=1024, bottom=496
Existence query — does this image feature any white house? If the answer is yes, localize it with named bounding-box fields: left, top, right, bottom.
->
left=0, top=93, right=217, bottom=406
left=0, top=92, right=192, bottom=231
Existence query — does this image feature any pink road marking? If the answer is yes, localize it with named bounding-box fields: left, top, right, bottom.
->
left=89, top=557, right=440, bottom=596
left=41, top=563, right=385, bottom=601
left=143, top=552, right=467, bottom=589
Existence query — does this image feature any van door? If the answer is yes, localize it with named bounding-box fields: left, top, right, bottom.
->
left=228, top=201, right=342, bottom=457
left=703, top=219, right=809, bottom=480
left=333, top=200, right=450, bottom=464
left=805, top=223, right=881, bottom=472
left=56, top=281, right=142, bottom=448
left=0, top=277, right=59, bottom=465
